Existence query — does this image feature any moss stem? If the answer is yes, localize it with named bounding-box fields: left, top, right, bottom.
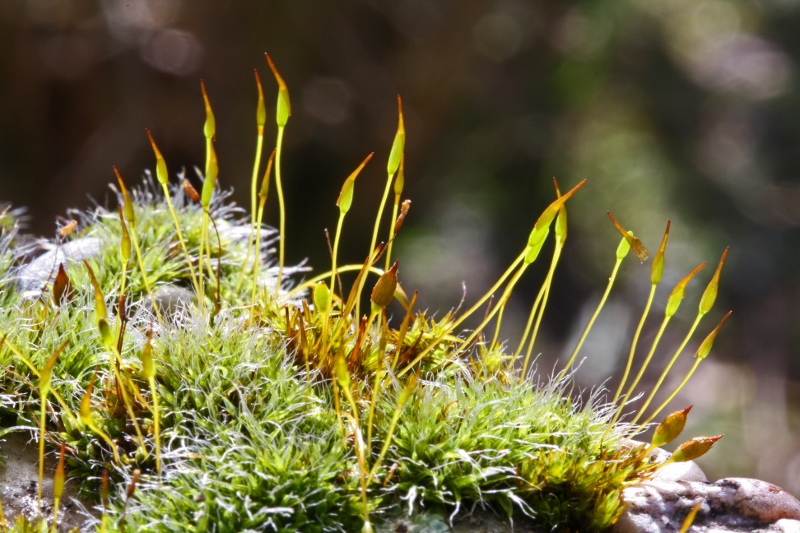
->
left=564, top=257, right=623, bottom=372
left=632, top=313, right=703, bottom=425
left=613, top=284, right=657, bottom=403
left=274, top=126, right=287, bottom=299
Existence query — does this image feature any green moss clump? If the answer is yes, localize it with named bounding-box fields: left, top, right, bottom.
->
left=0, top=62, right=728, bottom=533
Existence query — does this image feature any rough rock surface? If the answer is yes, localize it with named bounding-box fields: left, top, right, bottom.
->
left=14, top=237, right=102, bottom=294
left=376, top=510, right=541, bottom=533
left=613, top=478, right=800, bottom=533
left=371, top=448, right=759, bottom=533
left=646, top=445, right=708, bottom=484
left=652, top=458, right=708, bottom=484
left=0, top=431, right=91, bottom=531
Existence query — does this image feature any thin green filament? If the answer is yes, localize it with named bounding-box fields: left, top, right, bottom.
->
left=640, top=358, right=701, bottom=428
left=397, top=249, right=527, bottom=378
left=274, top=127, right=287, bottom=298
left=564, top=257, right=623, bottom=372
left=613, top=284, right=657, bottom=403
left=632, top=313, right=703, bottom=425
left=611, top=314, right=671, bottom=427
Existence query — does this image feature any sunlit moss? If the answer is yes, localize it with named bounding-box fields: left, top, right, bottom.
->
left=0, top=60, right=729, bottom=533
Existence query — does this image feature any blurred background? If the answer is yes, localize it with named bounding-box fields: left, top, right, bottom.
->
left=1, top=0, right=799, bottom=492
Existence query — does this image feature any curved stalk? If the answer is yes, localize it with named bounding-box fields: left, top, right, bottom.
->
left=632, top=314, right=703, bottom=425
left=521, top=256, right=560, bottom=381
left=564, top=258, right=623, bottom=371
left=640, top=359, right=700, bottom=428
left=274, top=127, right=287, bottom=298
left=397, top=249, right=527, bottom=378
left=612, top=284, right=657, bottom=403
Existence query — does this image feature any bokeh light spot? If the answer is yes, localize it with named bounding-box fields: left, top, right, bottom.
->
left=302, top=78, right=352, bottom=125
left=140, top=28, right=202, bottom=75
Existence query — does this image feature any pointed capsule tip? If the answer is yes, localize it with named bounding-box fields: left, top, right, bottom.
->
left=265, top=53, right=282, bottom=80
left=556, top=179, right=586, bottom=202
left=608, top=212, right=649, bottom=262
left=358, top=152, right=374, bottom=169
left=662, top=220, right=671, bottom=239
left=552, top=177, right=562, bottom=197
left=659, top=220, right=671, bottom=245
left=145, top=129, right=157, bottom=148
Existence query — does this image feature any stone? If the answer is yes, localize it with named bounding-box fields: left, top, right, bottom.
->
left=613, top=478, right=800, bottom=533
left=0, top=431, right=91, bottom=530
left=627, top=439, right=709, bottom=483
left=14, top=237, right=103, bottom=296
left=653, top=460, right=708, bottom=483
left=774, top=519, right=800, bottom=532
left=376, top=509, right=541, bottom=533
left=149, top=283, right=196, bottom=317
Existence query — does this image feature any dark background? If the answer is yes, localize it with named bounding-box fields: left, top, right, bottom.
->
left=1, top=0, right=799, bottom=490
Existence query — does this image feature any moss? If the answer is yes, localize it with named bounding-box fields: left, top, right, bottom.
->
left=0, top=63, right=729, bottom=533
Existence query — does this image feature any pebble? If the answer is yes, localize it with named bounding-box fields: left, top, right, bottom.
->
left=149, top=283, right=196, bottom=317
left=14, top=237, right=103, bottom=295
left=652, top=460, right=708, bottom=483
left=613, top=478, right=800, bottom=533
left=0, top=432, right=90, bottom=530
